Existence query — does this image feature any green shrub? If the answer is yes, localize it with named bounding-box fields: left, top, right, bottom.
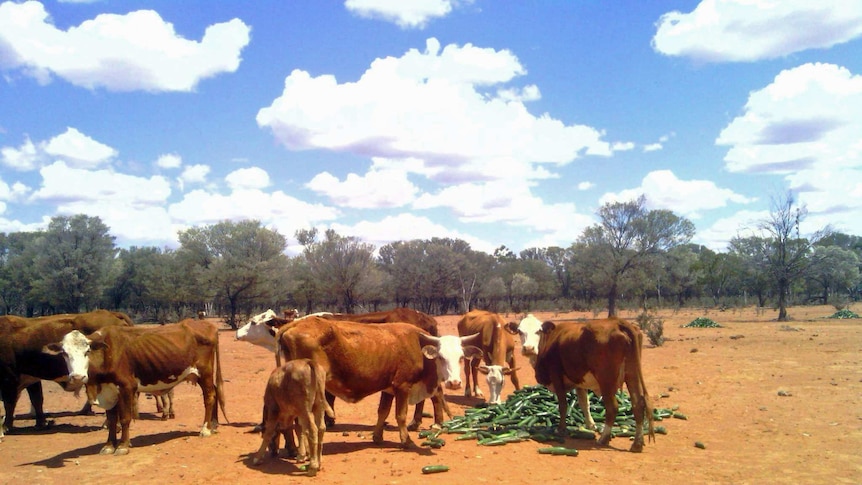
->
left=636, top=311, right=665, bottom=346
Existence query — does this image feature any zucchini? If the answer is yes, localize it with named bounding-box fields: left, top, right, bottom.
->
left=568, top=428, right=596, bottom=440
left=421, top=465, right=450, bottom=474
left=537, top=446, right=580, bottom=456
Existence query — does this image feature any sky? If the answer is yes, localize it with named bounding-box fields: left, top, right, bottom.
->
left=1, top=1, right=861, bottom=256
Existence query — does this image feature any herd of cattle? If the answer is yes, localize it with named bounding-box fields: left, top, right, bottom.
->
left=0, top=307, right=654, bottom=476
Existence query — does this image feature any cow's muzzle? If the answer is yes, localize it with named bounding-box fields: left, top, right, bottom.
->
left=444, top=379, right=462, bottom=390
left=65, top=375, right=87, bottom=392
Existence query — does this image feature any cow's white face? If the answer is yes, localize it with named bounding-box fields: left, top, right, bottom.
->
left=236, top=310, right=278, bottom=352
left=421, top=334, right=483, bottom=391
left=478, top=364, right=509, bottom=404
left=58, top=330, right=93, bottom=390
left=513, top=314, right=543, bottom=366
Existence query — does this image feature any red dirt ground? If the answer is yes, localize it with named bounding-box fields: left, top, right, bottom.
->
left=1, top=305, right=860, bottom=484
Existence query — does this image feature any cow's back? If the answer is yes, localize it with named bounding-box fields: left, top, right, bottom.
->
left=534, top=319, right=633, bottom=388
left=279, top=317, right=426, bottom=402
left=321, top=308, right=439, bottom=336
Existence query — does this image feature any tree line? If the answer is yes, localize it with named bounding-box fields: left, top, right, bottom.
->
left=1, top=193, right=855, bottom=327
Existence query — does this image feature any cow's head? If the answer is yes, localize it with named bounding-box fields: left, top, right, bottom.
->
left=43, top=330, right=103, bottom=392
left=478, top=364, right=517, bottom=405
left=507, top=314, right=543, bottom=367
left=236, top=309, right=279, bottom=352
left=419, top=332, right=483, bottom=390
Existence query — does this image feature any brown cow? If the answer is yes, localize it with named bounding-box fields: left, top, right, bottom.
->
left=456, top=310, right=521, bottom=404
left=530, top=318, right=655, bottom=452
left=0, top=310, right=134, bottom=439
left=276, top=317, right=482, bottom=448
left=47, top=319, right=227, bottom=455
left=251, top=358, right=333, bottom=475
left=320, top=307, right=439, bottom=336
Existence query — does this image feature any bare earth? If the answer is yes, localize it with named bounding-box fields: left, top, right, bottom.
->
left=2, top=305, right=861, bottom=484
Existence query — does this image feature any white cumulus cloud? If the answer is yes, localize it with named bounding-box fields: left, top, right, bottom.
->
left=306, top=168, right=419, bottom=209
left=344, top=0, right=467, bottom=29
left=0, top=1, right=251, bottom=92
left=653, top=0, right=862, bottom=62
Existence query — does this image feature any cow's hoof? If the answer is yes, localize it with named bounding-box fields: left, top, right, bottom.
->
left=251, top=455, right=265, bottom=466
left=372, top=433, right=384, bottom=445
left=305, top=467, right=319, bottom=477
left=99, top=445, right=116, bottom=455
left=406, top=421, right=420, bottom=431
left=114, top=447, right=130, bottom=456
left=630, top=441, right=645, bottom=453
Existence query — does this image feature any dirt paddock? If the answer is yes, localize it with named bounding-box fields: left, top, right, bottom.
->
left=1, top=305, right=860, bottom=484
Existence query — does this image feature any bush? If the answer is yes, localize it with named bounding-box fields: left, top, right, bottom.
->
left=636, top=311, right=664, bottom=347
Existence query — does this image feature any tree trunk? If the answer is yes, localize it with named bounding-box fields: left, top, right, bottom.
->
left=607, top=281, right=618, bottom=318
left=777, top=278, right=789, bottom=322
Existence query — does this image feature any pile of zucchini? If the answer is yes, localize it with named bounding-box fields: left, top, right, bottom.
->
left=683, top=317, right=722, bottom=328
left=429, top=385, right=676, bottom=448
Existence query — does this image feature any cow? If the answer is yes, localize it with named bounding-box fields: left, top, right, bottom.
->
left=456, top=310, right=521, bottom=404
left=45, top=319, right=227, bottom=455
left=0, top=310, right=134, bottom=439
left=511, top=315, right=655, bottom=452
left=320, top=307, right=439, bottom=336
left=251, top=358, right=333, bottom=476
left=236, top=308, right=447, bottom=430
left=276, top=316, right=482, bottom=448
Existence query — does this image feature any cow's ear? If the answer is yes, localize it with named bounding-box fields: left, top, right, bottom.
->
left=463, top=346, right=483, bottom=361
left=43, top=343, right=64, bottom=355
left=504, top=322, right=519, bottom=335
left=540, top=321, right=557, bottom=333
left=477, top=364, right=490, bottom=375
left=421, top=345, right=439, bottom=360
left=90, top=341, right=108, bottom=351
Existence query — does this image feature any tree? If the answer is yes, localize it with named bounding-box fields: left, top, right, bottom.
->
left=32, top=215, right=116, bottom=312
left=298, top=228, right=375, bottom=313
left=179, top=220, right=287, bottom=328
left=805, top=246, right=858, bottom=305
left=755, top=192, right=829, bottom=321
left=579, top=196, right=695, bottom=317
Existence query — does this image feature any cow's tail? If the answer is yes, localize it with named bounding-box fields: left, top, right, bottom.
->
left=623, top=322, right=654, bottom=443
left=308, top=359, right=334, bottom=420
left=214, top=335, right=229, bottom=424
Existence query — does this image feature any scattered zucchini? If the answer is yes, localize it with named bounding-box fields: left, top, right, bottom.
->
left=421, top=465, right=450, bottom=474
left=537, top=446, right=580, bottom=456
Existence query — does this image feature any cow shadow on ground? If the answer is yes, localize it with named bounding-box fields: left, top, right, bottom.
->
left=236, top=452, right=313, bottom=476
left=18, top=430, right=199, bottom=469
left=4, top=421, right=102, bottom=436
left=443, top=394, right=485, bottom=407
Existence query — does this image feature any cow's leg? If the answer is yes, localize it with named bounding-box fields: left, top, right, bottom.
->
left=407, top=401, right=424, bottom=431
left=392, top=391, right=413, bottom=448
left=101, top=407, right=119, bottom=455
left=463, top=358, right=473, bottom=397
left=312, top=398, right=326, bottom=475
left=78, top=401, right=93, bottom=416
left=25, top=383, right=48, bottom=429
left=324, top=391, right=336, bottom=428
left=1, top=382, right=19, bottom=435
left=199, top=380, right=217, bottom=437
left=625, top=365, right=650, bottom=452
left=297, top=413, right=319, bottom=476
left=597, top=387, right=618, bottom=447
left=508, top=355, right=522, bottom=391
left=252, top=403, right=280, bottom=466
left=552, top=385, right=570, bottom=437
left=372, top=392, right=394, bottom=445
left=576, top=388, right=597, bottom=430
left=115, top=388, right=136, bottom=455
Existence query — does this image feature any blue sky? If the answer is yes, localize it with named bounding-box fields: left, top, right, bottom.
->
left=1, top=1, right=861, bottom=255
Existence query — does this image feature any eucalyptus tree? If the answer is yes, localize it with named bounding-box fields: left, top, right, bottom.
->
left=179, top=220, right=287, bottom=328
left=0, top=231, right=40, bottom=315
left=578, top=196, right=695, bottom=317
left=297, top=228, right=375, bottom=313
left=753, top=193, right=829, bottom=321
left=728, top=235, right=772, bottom=307
left=805, top=245, right=859, bottom=305
left=31, top=215, right=117, bottom=313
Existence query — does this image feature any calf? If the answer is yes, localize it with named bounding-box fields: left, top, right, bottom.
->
left=277, top=317, right=482, bottom=448
left=457, top=310, right=521, bottom=404
left=251, top=358, right=333, bottom=476
left=47, top=319, right=227, bottom=455
left=527, top=317, right=655, bottom=452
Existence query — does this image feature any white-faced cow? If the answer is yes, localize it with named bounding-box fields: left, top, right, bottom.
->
left=46, top=319, right=227, bottom=455
left=456, top=310, right=521, bottom=404
left=0, top=310, right=134, bottom=439
left=276, top=316, right=482, bottom=448
left=251, top=358, right=333, bottom=476
left=511, top=315, right=655, bottom=452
